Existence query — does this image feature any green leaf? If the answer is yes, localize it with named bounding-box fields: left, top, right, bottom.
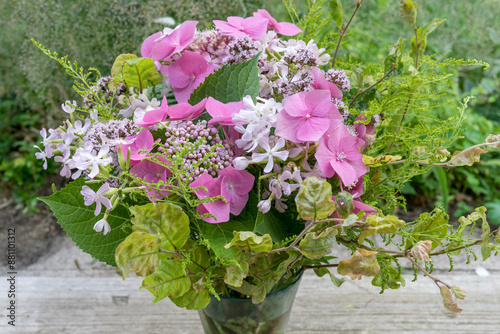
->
left=334, top=191, right=353, bottom=218
left=189, top=52, right=261, bottom=105
left=410, top=18, right=445, bottom=57
left=225, top=231, right=273, bottom=254
left=297, top=177, right=335, bottom=220
left=111, top=53, right=138, bottom=77
left=121, top=57, right=162, bottom=90
left=337, top=249, right=380, bottom=280
left=254, top=209, right=288, bottom=243
left=399, top=0, right=417, bottom=25
left=383, top=39, right=405, bottom=77
left=142, top=259, right=191, bottom=302
left=115, top=231, right=161, bottom=279
left=169, top=285, right=211, bottom=310
left=372, top=265, right=405, bottom=290
left=299, top=226, right=338, bottom=260
left=329, top=0, right=343, bottom=30
left=40, top=179, right=131, bottom=266
left=129, top=202, right=190, bottom=252
left=314, top=267, right=345, bottom=287
left=407, top=207, right=449, bottom=250
left=198, top=217, right=255, bottom=259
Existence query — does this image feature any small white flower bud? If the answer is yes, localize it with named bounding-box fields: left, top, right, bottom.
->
left=233, top=157, right=249, bottom=170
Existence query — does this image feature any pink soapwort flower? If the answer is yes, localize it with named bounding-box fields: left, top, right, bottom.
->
left=168, top=51, right=214, bottom=103
left=81, top=183, right=113, bottom=216
left=118, top=128, right=155, bottom=166
left=167, top=98, right=207, bottom=121
left=252, top=137, right=289, bottom=173
left=54, top=143, right=72, bottom=178
left=93, top=218, right=111, bottom=235
left=141, top=21, right=198, bottom=62
left=61, top=100, right=77, bottom=114
left=315, top=123, right=368, bottom=187
left=130, top=159, right=171, bottom=201
left=206, top=97, right=244, bottom=126
left=354, top=114, right=376, bottom=148
left=219, top=167, right=254, bottom=216
left=311, top=68, right=342, bottom=99
left=253, top=9, right=302, bottom=36
left=214, top=16, right=269, bottom=40
left=275, top=90, right=341, bottom=143
left=190, top=173, right=230, bottom=223
left=134, top=96, right=169, bottom=127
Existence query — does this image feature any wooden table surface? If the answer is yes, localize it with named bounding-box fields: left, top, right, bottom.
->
left=1, top=236, right=499, bottom=333
left=1, top=271, right=498, bottom=334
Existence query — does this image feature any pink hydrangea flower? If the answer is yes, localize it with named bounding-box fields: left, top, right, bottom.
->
left=311, top=68, right=342, bottom=99
left=253, top=9, right=302, bottom=36
left=206, top=97, right=244, bottom=126
left=167, top=98, right=207, bottom=121
left=168, top=51, right=214, bottom=103
left=130, top=159, right=171, bottom=201
left=213, top=16, right=269, bottom=40
left=219, top=167, right=254, bottom=215
left=141, top=21, right=198, bottom=62
left=134, top=96, right=169, bottom=127
left=315, top=123, right=368, bottom=186
left=189, top=173, right=230, bottom=223
left=275, top=90, right=342, bottom=143
left=117, top=129, right=155, bottom=166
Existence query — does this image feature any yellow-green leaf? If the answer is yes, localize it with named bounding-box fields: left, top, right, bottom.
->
left=299, top=227, right=338, bottom=260
left=359, top=214, right=405, bottom=244
left=399, top=0, right=417, bottom=25
left=115, top=231, right=161, bottom=279
left=363, top=154, right=402, bottom=167
left=338, top=249, right=380, bottom=280
left=225, top=231, right=273, bottom=254
left=142, top=259, right=191, bottom=303
left=297, top=177, right=335, bottom=220
left=439, top=285, right=462, bottom=313
left=111, top=53, right=138, bottom=77
left=130, top=202, right=190, bottom=252
left=447, top=147, right=488, bottom=167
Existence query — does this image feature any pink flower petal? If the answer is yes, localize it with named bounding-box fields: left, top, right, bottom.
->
left=296, top=117, right=330, bottom=142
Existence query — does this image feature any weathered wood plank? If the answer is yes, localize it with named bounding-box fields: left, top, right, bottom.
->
left=1, top=272, right=499, bottom=333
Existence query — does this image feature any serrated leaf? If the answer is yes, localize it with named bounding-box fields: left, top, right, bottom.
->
left=169, top=284, right=211, bottom=310
left=111, top=53, right=138, bottom=77
left=297, top=177, right=336, bottom=220
left=189, top=52, right=261, bottom=105
left=129, top=202, right=190, bottom=252
left=115, top=231, right=161, bottom=279
left=439, top=286, right=462, bottom=313
left=40, top=178, right=131, bottom=266
left=334, top=192, right=353, bottom=218
left=363, top=154, right=403, bottom=167
left=337, top=249, right=380, bottom=280
left=142, top=259, right=191, bottom=302
left=121, top=57, right=162, bottom=90
left=329, top=0, right=343, bottom=30
left=399, top=0, right=417, bottom=25
left=299, top=227, right=338, bottom=260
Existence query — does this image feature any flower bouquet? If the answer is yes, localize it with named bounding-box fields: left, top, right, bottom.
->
left=34, top=0, right=500, bottom=331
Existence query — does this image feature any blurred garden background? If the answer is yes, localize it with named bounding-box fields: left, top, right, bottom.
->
left=1, top=0, right=499, bottom=266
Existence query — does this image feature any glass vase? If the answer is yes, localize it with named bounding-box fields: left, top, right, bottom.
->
left=198, top=276, right=302, bottom=334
